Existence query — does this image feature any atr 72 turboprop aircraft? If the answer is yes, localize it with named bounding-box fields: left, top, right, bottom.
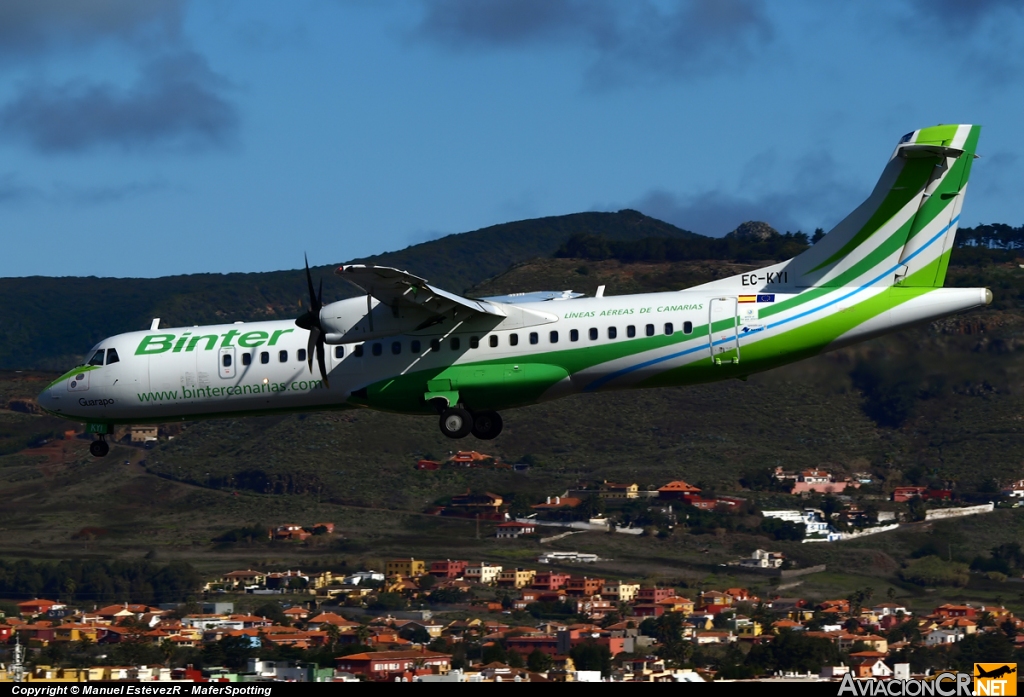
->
left=40, top=124, right=992, bottom=457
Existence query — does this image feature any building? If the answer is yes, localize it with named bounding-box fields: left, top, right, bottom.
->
left=335, top=650, right=451, bottom=679
left=601, top=581, right=640, bottom=603
left=565, top=576, right=605, bottom=597
left=449, top=491, right=504, bottom=514
left=657, top=480, right=702, bottom=500
left=429, top=560, right=468, bottom=579
left=892, top=486, right=928, bottom=503
left=274, top=525, right=311, bottom=541
left=637, top=587, right=674, bottom=605
left=790, top=469, right=854, bottom=495
left=386, top=559, right=426, bottom=578
left=1002, top=479, right=1024, bottom=498
left=129, top=425, right=158, bottom=443
left=447, top=451, right=494, bottom=466
left=17, top=600, right=64, bottom=617
left=531, top=495, right=582, bottom=512
left=497, top=568, right=536, bottom=589
left=740, top=549, right=785, bottom=569
left=465, top=563, right=503, bottom=585
left=532, top=572, right=570, bottom=591
left=495, top=522, right=535, bottom=539
left=600, top=481, right=639, bottom=500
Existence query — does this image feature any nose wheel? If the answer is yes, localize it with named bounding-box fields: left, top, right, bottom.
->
left=89, top=438, right=109, bottom=458
left=438, top=407, right=503, bottom=440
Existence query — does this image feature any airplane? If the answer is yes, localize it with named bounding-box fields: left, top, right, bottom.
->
left=38, top=124, right=992, bottom=458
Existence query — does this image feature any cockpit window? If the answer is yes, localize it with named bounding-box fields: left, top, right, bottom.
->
left=88, top=350, right=105, bottom=366
left=106, top=348, right=120, bottom=365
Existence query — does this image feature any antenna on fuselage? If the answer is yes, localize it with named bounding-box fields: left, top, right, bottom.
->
left=595, top=286, right=605, bottom=298
left=150, top=318, right=160, bottom=330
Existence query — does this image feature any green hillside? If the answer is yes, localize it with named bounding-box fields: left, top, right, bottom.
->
left=0, top=210, right=699, bottom=371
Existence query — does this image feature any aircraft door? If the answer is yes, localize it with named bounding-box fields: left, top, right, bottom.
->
left=709, top=297, right=740, bottom=365
left=218, top=346, right=236, bottom=379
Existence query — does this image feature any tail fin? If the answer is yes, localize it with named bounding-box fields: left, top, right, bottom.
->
left=792, top=124, right=979, bottom=289
left=694, top=125, right=980, bottom=294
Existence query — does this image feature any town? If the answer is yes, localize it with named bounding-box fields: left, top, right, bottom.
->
left=0, top=454, right=1022, bottom=683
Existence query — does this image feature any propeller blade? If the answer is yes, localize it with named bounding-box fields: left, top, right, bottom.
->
left=304, top=254, right=318, bottom=312
left=316, top=337, right=330, bottom=389
left=307, top=325, right=319, bottom=373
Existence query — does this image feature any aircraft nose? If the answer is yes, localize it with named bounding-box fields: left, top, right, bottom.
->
left=38, top=379, right=64, bottom=415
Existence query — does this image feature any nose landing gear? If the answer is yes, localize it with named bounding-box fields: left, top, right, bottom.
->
left=438, top=406, right=504, bottom=440
left=89, top=437, right=109, bottom=458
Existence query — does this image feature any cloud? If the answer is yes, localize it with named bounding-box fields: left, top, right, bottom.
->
left=53, top=179, right=171, bottom=205
left=0, top=52, right=239, bottom=153
left=413, top=0, right=772, bottom=84
left=904, top=0, right=1023, bottom=33
left=0, top=174, right=37, bottom=203
left=0, top=0, right=184, bottom=58
left=630, top=152, right=864, bottom=237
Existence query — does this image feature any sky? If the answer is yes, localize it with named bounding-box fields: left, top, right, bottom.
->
left=2, top=0, right=1024, bottom=279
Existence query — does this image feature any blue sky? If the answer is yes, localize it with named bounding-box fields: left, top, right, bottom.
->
left=2, top=0, right=1023, bottom=278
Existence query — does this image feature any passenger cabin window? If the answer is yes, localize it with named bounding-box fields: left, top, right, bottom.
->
left=242, top=352, right=252, bottom=366
left=550, top=330, right=558, bottom=343
left=260, top=351, right=270, bottom=364
left=279, top=350, right=288, bottom=362
left=297, top=348, right=307, bottom=362
left=222, top=354, right=232, bottom=368
left=589, top=328, right=598, bottom=341
left=608, top=327, right=617, bottom=339
left=646, top=324, right=655, bottom=337
left=570, top=329, right=579, bottom=342
left=411, top=340, right=421, bottom=353
left=106, top=348, right=120, bottom=364
left=627, top=325, right=636, bottom=338
left=88, top=350, right=105, bottom=366
left=334, top=346, right=344, bottom=359
left=392, top=342, right=401, bottom=355
left=354, top=344, right=364, bottom=357
left=470, top=336, right=479, bottom=349
left=510, top=333, right=519, bottom=346
left=529, top=332, right=539, bottom=345
left=684, top=321, right=693, bottom=334
left=372, top=343, right=382, bottom=356
left=430, top=339, right=441, bottom=352
left=664, top=323, right=674, bottom=335
left=451, top=337, right=461, bottom=351
left=489, top=335, right=498, bottom=348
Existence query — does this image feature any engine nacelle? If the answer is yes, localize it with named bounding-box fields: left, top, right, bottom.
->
left=320, top=296, right=436, bottom=344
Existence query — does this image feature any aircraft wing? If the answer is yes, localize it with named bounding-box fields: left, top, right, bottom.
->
left=336, top=265, right=507, bottom=318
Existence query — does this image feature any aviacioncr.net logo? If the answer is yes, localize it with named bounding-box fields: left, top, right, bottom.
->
left=975, top=664, right=1017, bottom=696
left=838, top=672, right=971, bottom=696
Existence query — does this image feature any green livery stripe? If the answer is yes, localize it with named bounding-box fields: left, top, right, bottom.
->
left=915, top=124, right=959, bottom=145
left=810, top=156, right=939, bottom=273
left=45, top=365, right=99, bottom=390
left=761, top=216, right=914, bottom=318
left=640, top=253, right=948, bottom=389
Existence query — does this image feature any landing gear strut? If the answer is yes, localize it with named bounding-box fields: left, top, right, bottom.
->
left=439, top=407, right=473, bottom=439
left=89, top=437, right=109, bottom=458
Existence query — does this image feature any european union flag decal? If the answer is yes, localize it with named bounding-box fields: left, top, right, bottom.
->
left=756, top=294, right=775, bottom=303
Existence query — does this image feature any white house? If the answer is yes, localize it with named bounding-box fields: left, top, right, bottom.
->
left=1002, top=479, right=1024, bottom=498
left=343, top=571, right=385, bottom=585
left=924, top=629, right=961, bottom=646
left=740, top=549, right=784, bottom=568
left=465, top=563, right=503, bottom=585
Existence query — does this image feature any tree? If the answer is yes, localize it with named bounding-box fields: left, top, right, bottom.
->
left=507, top=649, right=525, bottom=668
left=482, top=642, right=507, bottom=665
left=527, top=649, right=553, bottom=673
left=570, top=642, right=611, bottom=676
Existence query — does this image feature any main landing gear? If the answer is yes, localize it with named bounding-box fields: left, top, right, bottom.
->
left=438, top=407, right=504, bottom=440
left=89, top=436, right=109, bottom=458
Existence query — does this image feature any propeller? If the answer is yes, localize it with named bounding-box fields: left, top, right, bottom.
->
left=295, top=255, right=330, bottom=388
